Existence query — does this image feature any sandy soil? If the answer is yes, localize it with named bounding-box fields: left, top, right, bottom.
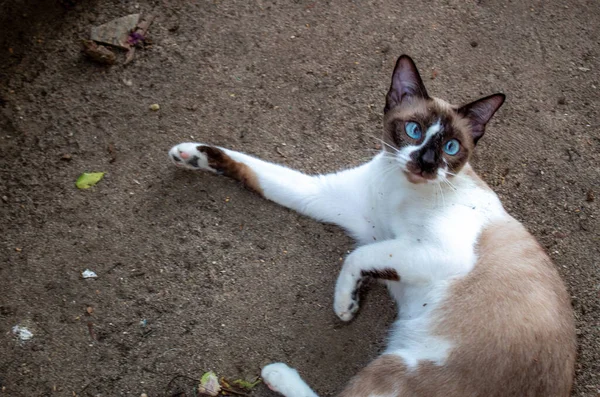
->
left=0, top=0, right=598, bottom=396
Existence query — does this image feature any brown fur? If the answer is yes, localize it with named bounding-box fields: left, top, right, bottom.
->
left=340, top=216, right=576, bottom=397
left=198, top=146, right=263, bottom=194
left=339, top=57, right=573, bottom=396
left=382, top=97, right=474, bottom=178
left=361, top=268, right=400, bottom=281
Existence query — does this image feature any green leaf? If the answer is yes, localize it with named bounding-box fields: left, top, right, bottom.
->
left=232, top=378, right=262, bottom=391
left=76, top=172, right=105, bottom=189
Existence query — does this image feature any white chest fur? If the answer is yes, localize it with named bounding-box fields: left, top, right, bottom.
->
left=340, top=156, right=508, bottom=367
left=355, top=155, right=505, bottom=253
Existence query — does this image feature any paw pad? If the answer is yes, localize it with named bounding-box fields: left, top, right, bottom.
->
left=168, top=143, right=217, bottom=172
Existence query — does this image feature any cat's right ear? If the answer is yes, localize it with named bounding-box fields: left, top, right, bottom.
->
left=384, top=55, right=429, bottom=113
left=457, top=93, right=505, bottom=144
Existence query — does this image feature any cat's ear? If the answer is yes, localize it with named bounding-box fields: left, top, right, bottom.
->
left=457, top=93, right=505, bottom=144
left=385, top=55, right=429, bottom=113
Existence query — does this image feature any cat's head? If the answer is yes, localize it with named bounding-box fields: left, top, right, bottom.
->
left=382, top=55, right=505, bottom=184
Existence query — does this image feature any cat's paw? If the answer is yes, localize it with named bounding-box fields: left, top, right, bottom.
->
left=334, top=295, right=359, bottom=322
left=168, top=142, right=220, bottom=172
left=261, top=363, right=314, bottom=397
left=334, top=273, right=362, bottom=322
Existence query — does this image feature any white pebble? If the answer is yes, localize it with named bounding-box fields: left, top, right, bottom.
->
left=12, top=325, right=33, bottom=341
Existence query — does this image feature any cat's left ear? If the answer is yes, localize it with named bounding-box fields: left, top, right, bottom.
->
left=457, top=93, right=505, bottom=144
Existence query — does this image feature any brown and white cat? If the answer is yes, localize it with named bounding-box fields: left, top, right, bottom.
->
left=168, top=55, right=576, bottom=397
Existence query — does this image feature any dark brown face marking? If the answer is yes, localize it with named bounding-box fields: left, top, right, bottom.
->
left=361, top=268, right=400, bottom=281
left=382, top=55, right=505, bottom=183
left=383, top=99, right=474, bottom=180
left=198, top=146, right=263, bottom=195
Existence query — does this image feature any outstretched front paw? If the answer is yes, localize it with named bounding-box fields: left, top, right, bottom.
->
left=168, top=142, right=222, bottom=172
left=169, top=143, right=263, bottom=194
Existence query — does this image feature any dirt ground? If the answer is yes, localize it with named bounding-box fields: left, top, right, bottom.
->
left=0, top=0, right=598, bottom=396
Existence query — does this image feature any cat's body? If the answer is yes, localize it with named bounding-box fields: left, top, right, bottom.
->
left=169, top=56, right=575, bottom=396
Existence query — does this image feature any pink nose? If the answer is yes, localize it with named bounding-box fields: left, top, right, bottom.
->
left=179, top=152, right=190, bottom=160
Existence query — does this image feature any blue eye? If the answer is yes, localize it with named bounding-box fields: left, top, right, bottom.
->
left=444, top=139, right=460, bottom=155
left=405, top=122, right=422, bottom=140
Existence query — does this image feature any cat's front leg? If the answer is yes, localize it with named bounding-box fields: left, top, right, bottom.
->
left=169, top=143, right=264, bottom=193
left=261, top=363, right=319, bottom=397
left=170, top=141, right=321, bottom=205
left=334, top=247, right=401, bottom=321
left=334, top=240, right=452, bottom=321
left=169, top=142, right=376, bottom=236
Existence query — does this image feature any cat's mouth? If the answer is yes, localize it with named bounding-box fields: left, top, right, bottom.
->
left=404, top=170, right=437, bottom=184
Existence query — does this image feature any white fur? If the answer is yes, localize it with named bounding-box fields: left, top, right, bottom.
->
left=169, top=143, right=507, bottom=396
left=423, top=120, right=442, bottom=144
left=169, top=143, right=216, bottom=172
left=262, top=363, right=318, bottom=397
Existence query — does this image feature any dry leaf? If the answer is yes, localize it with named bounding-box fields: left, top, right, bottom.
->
left=199, top=371, right=221, bottom=396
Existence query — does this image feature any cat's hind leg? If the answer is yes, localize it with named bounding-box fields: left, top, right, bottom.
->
left=261, top=363, right=319, bottom=397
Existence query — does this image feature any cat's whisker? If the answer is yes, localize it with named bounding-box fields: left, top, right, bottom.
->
left=375, top=164, right=400, bottom=181
left=356, top=156, right=381, bottom=163
left=365, top=133, right=388, bottom=144
left=440, top=179, right=454, bottom=193
left=358, top=148, right=385, bottom=155
left=365, top=133, right=395, bottom=152
left=372, top=155, right=402, bottom=166
left=357, top=147, right=398, bottom=163
left=437, top=181, right=446, bottom=208
left=442, top=176, right=458, bottom=191
left=375, top=138, right=402, bottom=155
left=379, top=153, right=400, bottom=161
left=374, top=163, right=404, bottom=183
left=354, top=150, right=398, bottom=165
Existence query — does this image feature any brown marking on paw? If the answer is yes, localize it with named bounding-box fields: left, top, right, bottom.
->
left=198, top=146, right=263, bottom=195
left=361, top=268, right=400, bottom=281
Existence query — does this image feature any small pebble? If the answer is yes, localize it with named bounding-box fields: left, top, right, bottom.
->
left=149, top=104, right=160, bottom=111
left=557, top=97, right=566, bottom=105
left=12, top=325, right=33, bottom=341
left=82, top=269, right=98, bottom=279
left=586, top=190, right=594, bottom=202
left=141, top=394, right=148, bottom=397
left=470, top=40, right=478, bottom=48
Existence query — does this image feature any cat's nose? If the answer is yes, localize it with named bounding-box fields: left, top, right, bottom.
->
left=420, top=148, right=437, bottom=169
